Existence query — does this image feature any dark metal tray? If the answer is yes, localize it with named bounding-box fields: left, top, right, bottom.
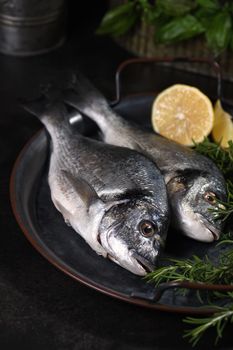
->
left=10, top=92, right=233, bottom=314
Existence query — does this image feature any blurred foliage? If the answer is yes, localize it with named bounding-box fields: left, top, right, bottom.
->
left=97, top=0, right=233, bottom=56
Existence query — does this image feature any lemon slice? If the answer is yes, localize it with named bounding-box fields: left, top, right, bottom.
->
left=151, top=84, right=214, bottom=146
left=212, top=100, right=233, bottom=148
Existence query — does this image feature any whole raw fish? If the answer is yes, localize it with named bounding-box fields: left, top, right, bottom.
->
left=64, top=75, right=227, bottom=243
left=23, top=95, right=169, bottom=275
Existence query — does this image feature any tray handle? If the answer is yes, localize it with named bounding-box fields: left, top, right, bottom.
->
left=112, top=57, right=222, bottom=106
left=130, top=280, right=233, bottom=303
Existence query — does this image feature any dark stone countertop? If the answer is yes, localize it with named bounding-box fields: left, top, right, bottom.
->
left=0, top=2, right=232, bottom=349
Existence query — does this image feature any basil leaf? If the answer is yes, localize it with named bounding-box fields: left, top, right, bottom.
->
left=137, top=0, right=151, bottom=11
left=146, top=6, right=163, bottom=23
left=100, top=2, right=134, bottom=24
left=156, top=0, right=197, bottom=17
left=110, top=12, right=139, bottom=37
left=156, top=15, right=205, bottom=43
left=137, top=0, right=155, bottom=23
left=96, top=2, right=135, bottom=35
left=195, top=7, right=218, bottom=29
left=206, top=11, right=232, bottom=54
left=196, top=0, right=220, bottom=10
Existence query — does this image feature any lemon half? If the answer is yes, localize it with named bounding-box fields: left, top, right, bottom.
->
left=151, top=84, right=214, bottom=146
left=212, top=100, right=233, bottom=148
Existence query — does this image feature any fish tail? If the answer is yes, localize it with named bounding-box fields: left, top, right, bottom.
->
left=66, top=72, right=109, bottom=108
left=21, top=95, right=49, bottom=120
left=21, top=91, right=68, bottom=127
left=63, top=72, right=114, bottom=130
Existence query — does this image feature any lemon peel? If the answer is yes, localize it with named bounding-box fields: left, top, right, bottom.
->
left=151, top=84, right=214, bottom=146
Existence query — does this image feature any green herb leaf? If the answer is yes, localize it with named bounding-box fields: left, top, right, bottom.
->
left=183, top=306, right=233, bottom=346
left=193, top=138, right=233, bottom=177
left=205, top=10, right=232, bottom=55
left=145, top=134, right=233, bottom=346
left=137, top=0, right=154, bottom=13
left=98, top=2, right=134, bottom=25
left=135, top=0, right=164, bottom=24
left=96, top=0, right=232, bottom=54
left=146, top=248, right=233, bottom=286
left=155, top=14, right=205, bottom=43
left=146, top=245, right=233, bottom=346
left=196, top=0, right=220, bottom=10
left=194, top=138, right=233, bottom=222
left=145, top=6, right=163, bottom=23
left=156, top=0, right=197, bottom=17
left=195, top=7, right=219, bottom=29
left=96, top=2, right=137, bottom=36
left=111, top=12, right=140, bottom=37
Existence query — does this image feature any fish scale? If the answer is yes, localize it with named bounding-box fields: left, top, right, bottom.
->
left=23, top=95, right=169, bottom=276
left=64, top=74, right=227, bottom=243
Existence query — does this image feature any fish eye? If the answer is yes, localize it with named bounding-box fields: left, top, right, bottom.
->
left=139, top=220, right=157, bottom=238
left=203, top=191, right=217, bottom=205
left=176, top=176, right=186, bottom=184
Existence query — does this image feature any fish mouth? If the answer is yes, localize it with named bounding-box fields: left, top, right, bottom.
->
left=98, top=233, right=154, bottom=275
left=199, top=216, right=221, bottom=241
left=98, top=223, right=156, bottom=275
left=130, top=251, right=156, bottom=273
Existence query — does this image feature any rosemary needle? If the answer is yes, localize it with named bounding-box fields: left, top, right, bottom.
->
left=194, top=139, right=233, bottom=222
left=146, top=138, right=233, bottom=346
left=183, top=305, right=233, bottom=346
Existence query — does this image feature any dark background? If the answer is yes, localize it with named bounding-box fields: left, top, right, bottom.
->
left=0, top=1, right=232, bottom=349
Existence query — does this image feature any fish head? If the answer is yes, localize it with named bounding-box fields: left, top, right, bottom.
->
left=99, top=199, right=168, bottom=276
left=167, top=169, right=227, bottom=242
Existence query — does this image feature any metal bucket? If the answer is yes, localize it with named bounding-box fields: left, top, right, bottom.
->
left=0, top=0, right=66, bottom=56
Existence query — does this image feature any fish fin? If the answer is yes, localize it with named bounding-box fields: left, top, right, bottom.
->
left=63, top=88, right=87, bottom=112
left=21, top=93, right=68, bottom=125
left=20, top=95, right=50, bottom=118
left=61, top=170, right=103, bottom=208
left=61, top=171, right=129, bottom=213
left=20, top=82, right=68, bottom=119
left=52, top=196, right=72, bottom=226
left=69, top=72, right=107, bottom=104
left=56, top=170, right=108, bottom=257
left=63, top=72, right=109, bottom=116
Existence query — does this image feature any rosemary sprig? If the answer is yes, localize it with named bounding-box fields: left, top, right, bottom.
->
left=146, top=137, right=233, bottom=345
left=194, top=138, right=233, bottom=221
left=193, top=138, right=233, bottom=177
left=146, top=246, right=233, bottom=346
left=211, top=194, right=233, bottom=221
left=146, top=247, right=233, bottom=286
left=183, top=302, right=233, bottom=346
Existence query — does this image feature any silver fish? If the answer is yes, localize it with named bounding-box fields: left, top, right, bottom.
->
left=23, top=95, right=169, bottom=276
left=64, top=75, right=227, bottom=243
